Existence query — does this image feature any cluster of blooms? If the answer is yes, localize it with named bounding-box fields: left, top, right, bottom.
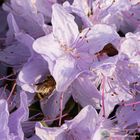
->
left=0, top=0, right=140, bottom=139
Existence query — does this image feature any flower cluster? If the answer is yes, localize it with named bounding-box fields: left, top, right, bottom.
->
left=0, top=0, right=140, bottom=140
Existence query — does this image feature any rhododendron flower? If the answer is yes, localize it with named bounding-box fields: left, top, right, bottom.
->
left=4, top=13, right=50, bottom=93
left=3, top=0, right=53, bottom=37
left=65, top=0, right=140, bottom=34
left=0, top=0, right=140, bottom=139
left=35, top=105, right=132, bottom=140
left=0, top=13, right=31, bottom=67
left=116, top=94, right=140, bottom=132
left=33, top=3, right=120, bottom=92
left=0, top=91, right=28, bottom=140
left=41, top=72, right=101, bottom=119
left=0, top=7, right=7, bottom=37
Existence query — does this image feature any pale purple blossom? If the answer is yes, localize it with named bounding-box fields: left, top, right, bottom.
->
left=0, top=0, right=140, bottom=139
left=33, top=3, right=120, bottom=92
left=65, top=0, right=140, bottom=33
left=0, top=91, right=29, bottom=140
left=35, top=105, right=132, bottom=140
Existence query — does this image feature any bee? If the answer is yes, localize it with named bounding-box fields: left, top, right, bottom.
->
left=102, top=43, right=118, bottom=57
left=95, top=43, right=118, bottom=61
left=34, top=75, right=56, bottom=101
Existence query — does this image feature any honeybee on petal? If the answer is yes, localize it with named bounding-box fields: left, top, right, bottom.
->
left=34, top=75, right=56, bottom=101
left=95, top=43, right=118, bottom=61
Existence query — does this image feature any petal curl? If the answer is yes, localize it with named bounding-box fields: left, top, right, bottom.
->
left=52, top=4, right=79, bottom=45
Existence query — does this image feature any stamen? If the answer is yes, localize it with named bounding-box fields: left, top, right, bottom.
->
left=101, top=74, right=106, bottom=117
left=7, top=82, right=16, bottom=102
left=0, top=84, right=8, bottom=98
left=0, top=73, right=15, bottom=81
left=28, top=112, right=42, bottom=121
left=44, top=113, right=68, bottom=123
left=106, top=0, right=116, bottom=12
left=59, top=92, right=64, bottom=126
left=71, top=27, right=91, bottom=49
left=124, top=101, right=140, bottom=107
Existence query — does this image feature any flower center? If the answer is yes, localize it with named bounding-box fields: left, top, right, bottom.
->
left=60, top=44, right=80, bottom=59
